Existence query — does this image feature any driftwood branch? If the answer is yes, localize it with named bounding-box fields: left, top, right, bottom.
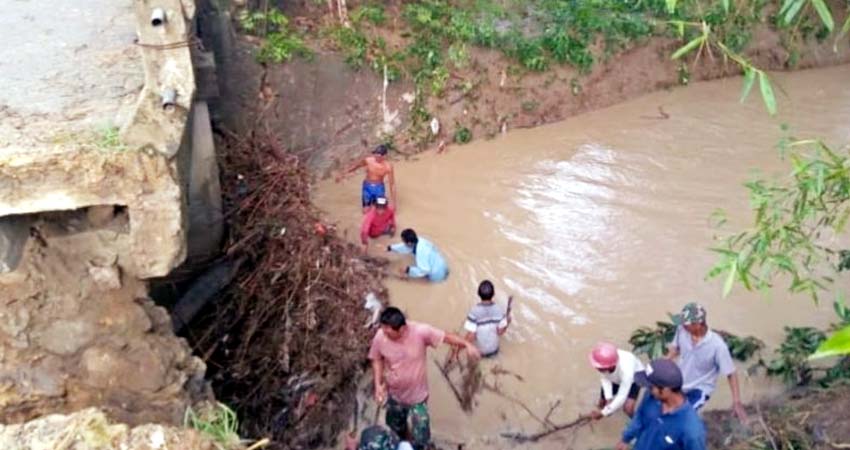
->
left=434, top=359, right=466, bottom=409
left=500, top=416, right=591, bottom=443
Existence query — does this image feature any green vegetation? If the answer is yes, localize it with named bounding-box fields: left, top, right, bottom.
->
left=239, top=8, right=312, bottom=64
left=453, top=125, right=472, bottom=144
left=95, top=126, right=127, bottom=152
left=709, top=137, right=850, bottom=384
left=236, top=0, right=848, bottom=146
left=629, top=319, right=765, bottom=361
left=185, top=402, right=243, bottom=450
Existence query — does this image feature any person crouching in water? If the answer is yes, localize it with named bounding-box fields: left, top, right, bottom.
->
left=361, top=197, right=396, bottom=253
left=587, top=342, right=645, bottom=419
left=463, top=280, right=511, bottom=358
left=387, top=228, right=448, bottom=282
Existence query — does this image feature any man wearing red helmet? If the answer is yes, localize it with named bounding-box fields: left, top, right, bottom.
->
left=586, top=342, right=646, bottom=419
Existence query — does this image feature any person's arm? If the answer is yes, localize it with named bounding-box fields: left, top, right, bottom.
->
left=337, top=158, right=366, bottom=181
left=360, top=209, right=376, bottom=249
left=387, top=165, right=397, bottom=213
left=498, top=297, right=513, bottom=336
left=666, top=326, right=683, bottom=359
left=405, top=264, right=430, bottom=279
left=371, top=357, right=386, bottom=404
left=463, top=315, right=478, bottom=344
left=405, top=244, right=431, bottom=278
left=714, top=338, right=746, bottom=421
left=602, top=366, right=634, bottom=417
left=388, top=243, right=413, bottom=254
left=620, top=396, right=648, bottom=445
left=443, top=332, right=481, bottom=360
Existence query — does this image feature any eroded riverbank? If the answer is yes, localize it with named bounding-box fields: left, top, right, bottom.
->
left=314, top=64, right=850, bottom=449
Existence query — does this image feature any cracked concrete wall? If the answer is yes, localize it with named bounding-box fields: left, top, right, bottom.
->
left=0, top=0, right=205, bottom=278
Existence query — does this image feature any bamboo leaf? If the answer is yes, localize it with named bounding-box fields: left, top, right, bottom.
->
left=810, top=0, right=834, bottom=31
left=672, top=35, right=705, bottom=59
left=740, top=67, right=756, bottom=103
left=758, top=71, right=777, bottom=115
left=809, top=325, right=850, bottom=359
left=722, top=0, right=730, bottom=13
left=666, top=0, right=678, bottom=14
left=783, top=0, right=805, bottom=24
left=723, top=260, right=738, bottom=297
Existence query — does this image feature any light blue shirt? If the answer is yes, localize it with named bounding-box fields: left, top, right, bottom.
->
left=671, top=327, right=736, bottom=396
left=390, top=237, right=448, bottom=282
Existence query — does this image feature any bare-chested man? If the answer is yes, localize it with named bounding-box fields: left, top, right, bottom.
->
left=337, top=144, right=397, bottom=211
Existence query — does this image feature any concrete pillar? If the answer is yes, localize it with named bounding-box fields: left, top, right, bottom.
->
left=186, top=101, right=223, bottom=260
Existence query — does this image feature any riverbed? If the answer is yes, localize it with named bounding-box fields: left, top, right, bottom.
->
left=314, top=64, right=850, bottom=449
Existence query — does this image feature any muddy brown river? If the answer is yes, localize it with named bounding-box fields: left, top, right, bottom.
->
left=315, top=65, right=850, bottom=449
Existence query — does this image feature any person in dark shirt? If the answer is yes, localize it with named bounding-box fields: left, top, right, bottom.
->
left=616, top=358, right=706, bottom=450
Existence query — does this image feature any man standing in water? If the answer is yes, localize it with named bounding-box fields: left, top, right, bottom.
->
left=586, top=342, right=645, bottom=419
left=337, top=144, right=397, bottom=211
left=666, top=302, right=747, bottom=422
left=387, top=229, right=448, bottom=282
left=463, top=280, right=511, bottom=358
left=360, top=197, right=396, bottom=253
left=369, top=307, right=480, bottom=450
left=615, top=358, right=706, bottom=450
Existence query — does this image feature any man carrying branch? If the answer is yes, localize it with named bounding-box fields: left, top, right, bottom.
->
left=369, top=307, right=480, bottom=450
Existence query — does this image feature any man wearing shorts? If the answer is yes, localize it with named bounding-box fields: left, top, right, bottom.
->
left=587, top=342, right=645, bottom=419
left=338, top=144, right=397, bottom=211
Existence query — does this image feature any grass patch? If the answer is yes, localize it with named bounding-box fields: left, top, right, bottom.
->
left=185, top=402, right=242, bottom=450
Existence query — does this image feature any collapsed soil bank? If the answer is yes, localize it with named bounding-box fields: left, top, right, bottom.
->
left=203, top=2, right=850, bottom=177
left=180, top=2, right=850, bottom=449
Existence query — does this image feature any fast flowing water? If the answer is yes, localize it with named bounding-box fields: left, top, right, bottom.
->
left=314, top=65, right=850, bottom=449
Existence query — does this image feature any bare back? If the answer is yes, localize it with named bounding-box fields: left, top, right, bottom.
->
left=364, top=156, right=392, bottom=183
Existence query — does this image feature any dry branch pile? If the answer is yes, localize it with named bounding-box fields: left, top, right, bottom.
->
left=187, top=131, right=386, bottom=449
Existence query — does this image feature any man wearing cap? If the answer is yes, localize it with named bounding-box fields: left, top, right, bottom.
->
left=337, top=144, right=397, bottom=211
left=615, top=358, right=706, bottom=450
left=586, top=342, right=645, bottom=419
left=360, top=197, right=396, bottom=253
left=667, top=302, right=747, bottom=422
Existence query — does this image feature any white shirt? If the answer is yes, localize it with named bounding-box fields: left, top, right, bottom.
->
left=599, top=349, right=645, bottom=416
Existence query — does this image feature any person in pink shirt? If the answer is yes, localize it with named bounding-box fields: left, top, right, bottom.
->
left=369, top=307, right=480, bottom=450
left=360, top=197, right=396, bottom=253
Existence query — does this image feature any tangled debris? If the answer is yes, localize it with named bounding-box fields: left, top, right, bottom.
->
left=186, top=130, right=386, bottom=449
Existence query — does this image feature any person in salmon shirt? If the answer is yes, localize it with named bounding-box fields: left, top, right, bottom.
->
left=360, top=197, right=396, bottom=253
left=369, top=307, right=480, bottom=450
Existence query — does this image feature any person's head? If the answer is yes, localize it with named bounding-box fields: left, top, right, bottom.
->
left=635, top=358, right=684, bottom=402
left=379, top=307, right=407, bottom=340
left=588, top=342, right=619, bottom=373
left=401, top=228, right=418, bottom=248
left=673, top=302, right=708, bottom=336
left=372, top=144, right=389, bottom=161
left=478, top=280, right=495, bottom=301
left=375, top=197, right=389, bottom=212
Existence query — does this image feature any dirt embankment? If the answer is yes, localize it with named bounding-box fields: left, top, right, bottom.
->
left=190, top=2, right=850, bottom=448
left=705, top=383, right=850, bottom=450
left=0, top=212, right=209, bottom=427
left=203, top=2, right=850, bottom=177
